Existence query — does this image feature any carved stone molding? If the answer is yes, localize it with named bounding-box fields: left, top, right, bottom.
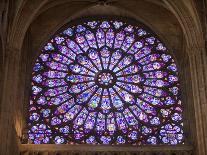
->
left=20, top=145, right=193, bottom=155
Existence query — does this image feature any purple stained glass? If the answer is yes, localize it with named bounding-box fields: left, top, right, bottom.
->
left=28, top=18, right=184, bottom=145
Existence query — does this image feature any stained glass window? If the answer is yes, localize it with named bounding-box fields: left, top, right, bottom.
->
left=28, top=18, right=184, bottom=145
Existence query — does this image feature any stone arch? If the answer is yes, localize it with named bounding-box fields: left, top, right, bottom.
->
left=0, top=0, right=206, bottom=154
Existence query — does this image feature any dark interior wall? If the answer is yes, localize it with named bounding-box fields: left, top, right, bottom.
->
left=30, top=1, right=182, bottom=58
left=0, top=0, right=203, bottom=155
left=0, top=35, right=3, bottom=114
left=20, top=0, right=195, bottom=145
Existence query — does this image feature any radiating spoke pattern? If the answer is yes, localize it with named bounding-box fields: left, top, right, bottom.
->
left=28, top=19, right=183, bottom=145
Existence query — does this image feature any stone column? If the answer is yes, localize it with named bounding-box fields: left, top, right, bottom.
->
left=0, top=46, right=21, bottom=155
left=187, top=44, right=207, bottom=155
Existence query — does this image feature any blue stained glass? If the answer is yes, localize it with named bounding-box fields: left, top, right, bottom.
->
left=114, top=31, right=125, bottom=48
left=116, top=65, right=141, bottom=76
left=117, top=136, right=126, bottom=144
left=140, top=93, right=163, bottom=106
left=96, top=113, right=105, bottom=133
left=130, top=105, right=149, bottom=123
left=46, top=61, right=68, bottom=71
left=51, top=117, right=61, bottom=125
left=107, top=113, right=116, bottom=133
left=156, top=43, right=166, bottom=51
left=85, top=112, right=96, bottom=132
left=144, top=71, right=167, bottom=79
left=55, top=99, right=75, bottom=115
left=44, top=43, right=54, bottom=51
left=113, top=21, right=123, bottom=29
left=138, top=54, right=161, bottom=65
left=86, top=136, right=96, bottom=144
left=144, top=79, right=169, bottom=87
left=55, top=37, right=65, bottom=44
left=146, top=37, right=155, bottom=44
left=76, top=86, right=98, bottom=103
left=43, top=70, right=67, bottom=78
left=134, top=47, right=151, bottom=60
left=73, top=108, right=88, bottom=127
left=100, top=136, right=111, bottom=144
left=172, top=113, right=182, bottom=122
left=106, top=29, right=114, bottom=48
left=66, top=74, right=94, bottom=83
left=161, top=54, right=171, bottom=62
left=29, top=113, right=40, bottom=121
left=111, top=93, right=124, bottom=109
left=33, top=63, right=43, bottom=71
left=128, top=41, right=145, bottom=54
left=87, top=21, right=97, bottom=29
left=28, top=18, right=183, bottom=145
left=51, top=53, right=73, bottom=65
left=159, top=124, right=183, bottom=145
left=48, top=93, right=72, bottom=106
left=76, top=34, right=89, bottom=52
left=124, top=25, right=134, bottom=33
left=36, top=96, right=47, bottom=105
left=150, top=117, right=160, bottom=125
left=167, top=63, right=177, bottom=72
left=137, top=98, right=156, bottom=115
left=66, top=39, right=83, bottom=54
left=160, top=109, right=171, bottom=117
left=137, top=29, right=146, bottom=36
left=85, top=31, right=97, bottom=48
left=169, top=86, right=179, bottom=95
left=63, top=28, right=73, bottom=36
left=100, top=21, right=110, bottom=28
left=74, top=130, right=84, bottom=140
left=123, top=108, right=138, bottom=127
left=109, top=50, right=122, bottom=70
left=142, top=126, right=152, bottom=135
left=59, top=126, right=70, bottom=134
left=54, top=136, right=65, bottom=144
left=32, top=86, right=42, bottom=95
left=76, top=25, right=86, bottom=32
left=143, top=86, right=167, bottom=97
left=77, top=55, right=98, bottom=72
left=44, top=86, right=68, bottom=97
left=115, top=112, right=128, bottom=132
left=128, top=131, right=138, bottom=140
left=96, top=29, right=105, bottom=48
left=39, top=54, right=49, bottom=62
left=113, top=55, right=133, bottom=72
left=58, top=45, right=76, bottom=60
left=63, top=105, right=82, bottom=122
left=43, top=79, right=67, bottom=87
left=121, top=35, right=135, bottom=51
left=147, top=136, right=157, bottom=145
left=41, top=109, right=50, bottom=118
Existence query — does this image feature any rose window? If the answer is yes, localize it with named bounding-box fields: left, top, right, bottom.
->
left=28, top=18, right=184, bottom=145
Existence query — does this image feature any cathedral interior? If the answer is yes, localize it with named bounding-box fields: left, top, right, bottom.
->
left=0, top=0, right=207, bottom=155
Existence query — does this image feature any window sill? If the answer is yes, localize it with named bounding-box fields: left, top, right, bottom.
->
left=20, top=144, right=193, bottom=154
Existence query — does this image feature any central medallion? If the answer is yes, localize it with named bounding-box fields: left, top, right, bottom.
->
left=98, top=72, right=113, bottom=85
left=96, top=70, right=116, bottom=88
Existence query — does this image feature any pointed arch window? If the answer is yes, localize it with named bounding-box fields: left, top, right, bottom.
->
left=28, top=18, right=184, bottom=145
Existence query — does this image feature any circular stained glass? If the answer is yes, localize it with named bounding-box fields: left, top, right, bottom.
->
left=28, top=18, right=184, bottom=145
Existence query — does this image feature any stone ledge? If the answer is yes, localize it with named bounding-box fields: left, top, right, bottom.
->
left=20, top=144, right=193, bottom=152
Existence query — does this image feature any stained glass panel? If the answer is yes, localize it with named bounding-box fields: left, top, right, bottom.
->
left=28, top=18, right=184, bottom=145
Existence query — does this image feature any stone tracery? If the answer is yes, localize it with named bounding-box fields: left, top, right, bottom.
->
left=28, top=18, right=183, bottom=145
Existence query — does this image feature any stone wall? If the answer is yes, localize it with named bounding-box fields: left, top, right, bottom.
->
left=0, top=0, right=206, bottom=155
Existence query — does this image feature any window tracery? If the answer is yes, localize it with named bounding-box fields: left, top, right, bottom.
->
left=28, top=18, right=183, bottom=145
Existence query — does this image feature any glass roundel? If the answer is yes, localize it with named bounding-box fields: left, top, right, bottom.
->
left=28, top=18, right=184, bottom=145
